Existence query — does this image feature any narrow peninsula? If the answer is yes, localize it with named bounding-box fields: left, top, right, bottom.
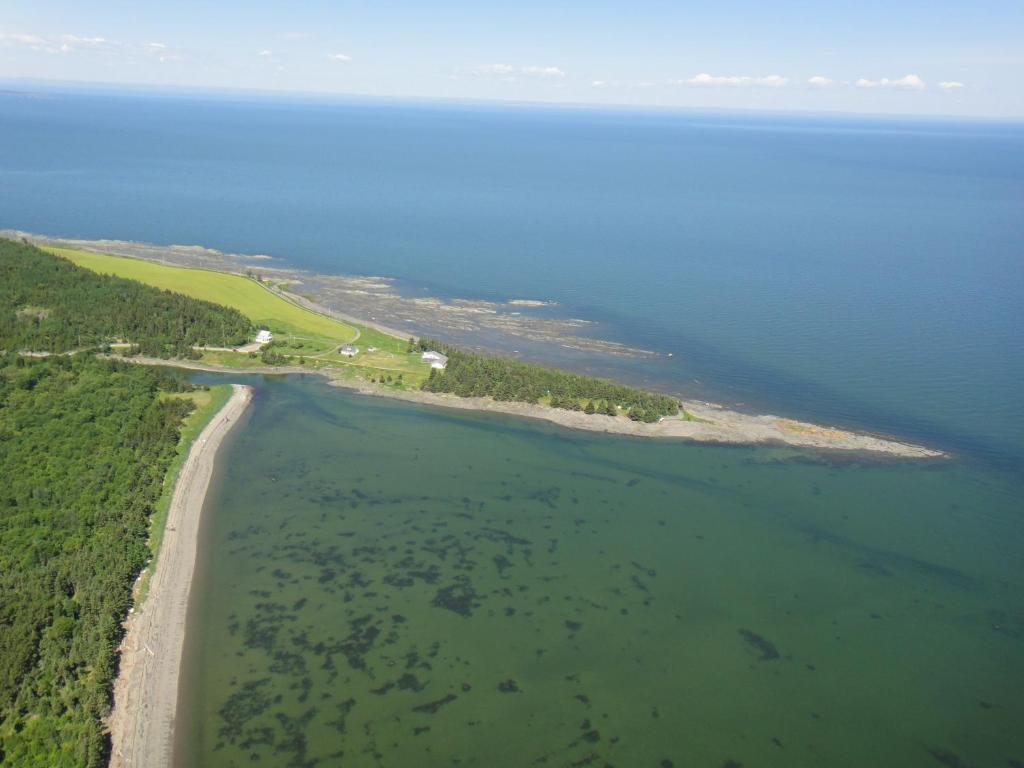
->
left=4, top=234, right=942, bottom=458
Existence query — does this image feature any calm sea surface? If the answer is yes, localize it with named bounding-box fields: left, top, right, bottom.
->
left=1, top=87, right=1021, bottom=766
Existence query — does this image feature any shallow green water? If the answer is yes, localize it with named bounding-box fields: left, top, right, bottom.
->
left=176, top=375, right=1023, bottom=768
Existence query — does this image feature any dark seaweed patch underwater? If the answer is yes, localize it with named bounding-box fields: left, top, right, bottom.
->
left=175, top=376, right=1024, bottom=768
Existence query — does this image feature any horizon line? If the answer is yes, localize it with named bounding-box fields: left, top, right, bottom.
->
left=2, top=75, right=1021, bottom=124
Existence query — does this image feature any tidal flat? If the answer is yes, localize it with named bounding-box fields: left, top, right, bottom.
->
left=176, top=374, right=1024, bottom=768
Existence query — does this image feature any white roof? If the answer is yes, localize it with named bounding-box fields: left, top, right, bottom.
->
left=422, top=350, right=448, bottom=361
left=255, top=329, right=273, bottom=342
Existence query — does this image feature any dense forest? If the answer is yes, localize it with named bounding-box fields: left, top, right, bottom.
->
left=416, top=339, right=680, bottom=421
left=0, top=243, right=245, bottom=766
left=0, top=238, right=252, bottom=357
left=0, top=355, right=194, bottom=767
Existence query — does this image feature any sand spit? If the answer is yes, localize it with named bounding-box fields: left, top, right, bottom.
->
left=332, top=382, right=946, bottom=459
left=108, top=384, right=253, bottom=768
left=121, top=357, right=943, bottom=459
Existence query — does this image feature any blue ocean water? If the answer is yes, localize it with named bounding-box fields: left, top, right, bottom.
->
left=1, top=87, right=1022, bottom=466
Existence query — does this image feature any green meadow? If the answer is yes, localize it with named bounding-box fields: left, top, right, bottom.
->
left=45, top=246, right=433, bottom=385
left=46, top=246, right=358, bottom=345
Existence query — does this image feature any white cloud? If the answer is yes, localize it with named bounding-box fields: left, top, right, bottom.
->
left=520, top=65, right=565, bottom=79
left=258, top=49, right=273, bottom=57
left=60, top=34, right=109, bottom=46
left=0, top=29, right=184, bottom=61
left=808, top=75, right=834, bottom=88
left=474, top=63, right=516, bottom=76
left=939, top=81, right=965, bottom=91
left=681, top=72, right=788, bottom=87
left=2, top=30, right=119, bottom=55
left=887, top=74, right=925, bottom=90
left=857, top=74, right=926, bottom=90
left=327, top=52, right=352, bottom=62
left=591, top=79, right=608, bottom=88
left=0, top=31, right=46, bottom=46
left=470, top=64, right=566, bottom=81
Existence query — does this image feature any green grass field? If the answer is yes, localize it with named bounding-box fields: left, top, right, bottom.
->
left=49, top=245, right=433, bottom=385
left=46, top=246, right=359, bottom=347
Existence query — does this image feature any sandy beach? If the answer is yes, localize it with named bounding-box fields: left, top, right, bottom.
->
left=108, top=384, right=253, bottom=768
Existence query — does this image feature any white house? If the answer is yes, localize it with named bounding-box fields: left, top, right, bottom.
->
left=255, top=329, right=273, bottom=344
left=339, top=344, right=359, bottom=356
left=421, top=350, right=448, bottom=369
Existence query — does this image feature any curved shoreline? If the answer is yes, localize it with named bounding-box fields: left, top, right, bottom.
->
left=120, top=357, right=944, bottom=458
left=108, top=384, right=253, bottom=768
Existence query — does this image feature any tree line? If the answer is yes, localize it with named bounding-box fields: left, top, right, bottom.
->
left=0, top=238, right=252, bottom=357
left=415, top=338, right=680, bottom=421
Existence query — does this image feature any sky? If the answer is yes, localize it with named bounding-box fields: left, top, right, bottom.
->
left=1, top=1, right=1022, bottom=118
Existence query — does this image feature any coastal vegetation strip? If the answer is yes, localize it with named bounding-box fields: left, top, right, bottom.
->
left=140, top=384, right=233, bottom=602
left=416, top=338, right=681, bottom=421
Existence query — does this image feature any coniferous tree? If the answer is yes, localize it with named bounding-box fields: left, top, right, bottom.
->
left=1, top=239, right=252, bottom=357
left=417, top=337, right=679, bottom=419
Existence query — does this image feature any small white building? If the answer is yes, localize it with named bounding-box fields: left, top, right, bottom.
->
left=421, top=350, right=448, bottom=369
left=255, top=329, right=273, bottom=344
left=339, top=344, right=359, bottom=356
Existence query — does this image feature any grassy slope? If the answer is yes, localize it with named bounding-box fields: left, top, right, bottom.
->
left=46, top=246, right=358, bottom=348
left=46, top=246, right=433, bottom=386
